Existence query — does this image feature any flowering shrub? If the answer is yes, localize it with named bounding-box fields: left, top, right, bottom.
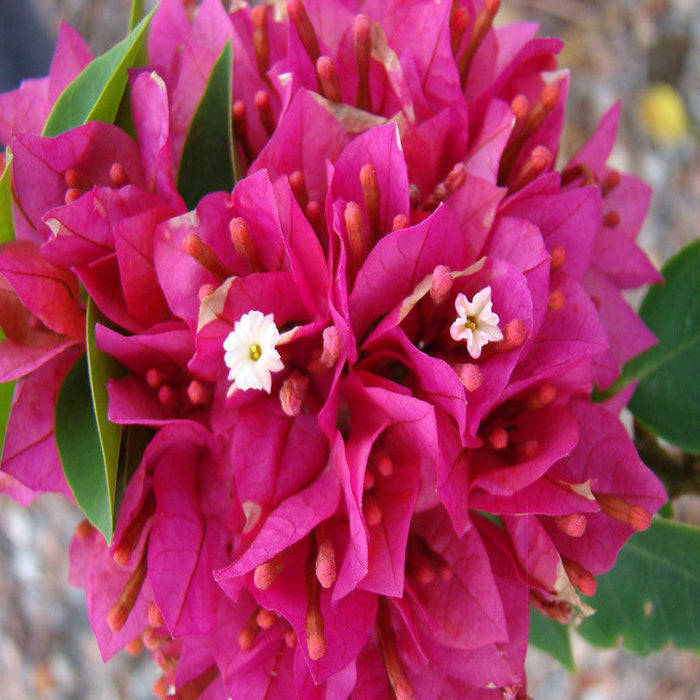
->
left=0, top=1, right=672, bottom=698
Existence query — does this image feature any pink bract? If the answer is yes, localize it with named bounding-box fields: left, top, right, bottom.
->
left=0, top=1, right=667, bottom=698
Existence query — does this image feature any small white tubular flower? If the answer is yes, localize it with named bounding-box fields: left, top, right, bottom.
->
left=223, top=310, right=284, bottom=393
left=449, top=286, right=504, bottom=359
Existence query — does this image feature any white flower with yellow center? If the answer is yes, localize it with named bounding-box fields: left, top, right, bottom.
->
left=449, top=286, right=503, bottom=359
left=223, top=310, right=284, bottom=393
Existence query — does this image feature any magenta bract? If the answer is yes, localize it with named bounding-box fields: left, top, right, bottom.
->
left=0, top=1, right=668, bottom=698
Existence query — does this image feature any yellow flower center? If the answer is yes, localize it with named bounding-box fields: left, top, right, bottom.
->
left=464, top=317, right=478, bottom=332
left=249, top=344, right=262, bottom=361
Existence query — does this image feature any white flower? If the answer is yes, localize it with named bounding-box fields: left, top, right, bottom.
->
left=449, top=286, right=503, bottom=359
left=223, top=310, right=284, bottom=393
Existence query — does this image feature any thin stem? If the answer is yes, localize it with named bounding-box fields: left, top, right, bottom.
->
left=634, top=420, right=700, bottom=499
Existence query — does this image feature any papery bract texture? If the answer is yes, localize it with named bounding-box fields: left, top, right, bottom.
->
left=0, top=1, right=667, bottom=698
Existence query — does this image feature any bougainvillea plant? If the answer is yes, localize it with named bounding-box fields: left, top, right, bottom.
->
left=1, top=1, right=699, bottom=698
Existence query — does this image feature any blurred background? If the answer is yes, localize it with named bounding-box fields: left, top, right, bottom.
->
left=1, top=0, right=699, bottom=697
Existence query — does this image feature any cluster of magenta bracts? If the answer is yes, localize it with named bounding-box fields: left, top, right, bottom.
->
left=0, top=0, right=666, bottom=698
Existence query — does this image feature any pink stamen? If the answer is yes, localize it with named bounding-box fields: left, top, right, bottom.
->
left=550, top=245, right=567, bottom=272
left=230, top=216, right=262, bottom=272
left=363, top=492, right=383, bottom=526
left=287, top=0, right=321, bottom=64
left=500, top=81, right=561, bottom=182
left=315, top=521, right=337, bottom=589
left=251, top=5, right=270, bottom=79
left=601, top=170, right=621, bottom=197
left=146, top=368, right=165, bottom=390
left=64, top=168, right=90, bottom=190
left=317, top=55, right=342, bottom=103
left=450, top=7, right=469, bottom=57
left=125, top=637, right=144, bottom=656
left=112, top=491, right=156, bottom=566
left=360, top=163, right=381, bottom=244
left=255, top=90, right=276, bottom=136
left=169, top=664, right=220, bottom=700
left=238, top=609, right=260, bottom=651
left=354, top=15, right=372, bottom=112
left=553, top=513, right=587, bottom=538
left=320, top=325, right=343, bottom=367
left=430, top=265, right=453, bottom=304
left=198, top=283, right=217, bottom=302
left=157, top=384, right=177, bottom=409
left=511, top=145, right=552, bottom=191
left=143, top=627, right=171, bottom=652
left=392, top=213, right=410, bottom=231
left=75, top=519, right=96, bottom=541
left=595, top=493, right=652, bottom=531
left=376, top=598, right=415, bottom=700
left=488, top=427, right=509, bottom=450
left=289, top=171, right=309, bottom=210
left=109, top=162, right=129, bottom=188
left=106, top=538, right=150, bottom=633
left=526, top=383, right=556, bottom=410
left=456, top=362, right=483, bottom=391
left=305, top=544, right=327, bottom=660
left=548, top=289, right=566, bottom=311
left=233, top=100, right=255, bottom=166
left=344, top=200, right=367, bottom=273
left=254, top=550, right=287, bottom=590
left=64, top=187, right=83, bottom=204
left=562, top=556, right=597, bottom=597
left=182, top=233, right=232, bottom=281
left=256, top=608, right=277, bottom=630
left=603, top=210, right=621, bottom=228
left=186, top=380, right=209, bottom=406
left=148, top=601, right=165, bottom=629
left=457, top=0, right=500, bottom=89
left=498, top=318, right=528, bottom=352
left=280, top=371, right=310, bottom=417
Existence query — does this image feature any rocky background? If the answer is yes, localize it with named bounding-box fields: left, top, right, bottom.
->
left=1, top=1, right=699, bottom=698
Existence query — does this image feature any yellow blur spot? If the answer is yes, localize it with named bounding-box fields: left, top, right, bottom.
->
left=639, top=82, right=688, bottom=144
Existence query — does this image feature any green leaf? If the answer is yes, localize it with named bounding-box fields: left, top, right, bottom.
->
left=0, top=322, right=16, bottom=463
left=55, top=353, right=113, bottom=539
left=42, top=8, right=156, bottom=137
left=128, top=0, right=149, bottom=72
left=177, top=41, right=238, bottom=209
left=55, top=300, right=126, bottom=541
left=114, top=424, right=154, bottom=517
left=0, top=150, right=14, bottom=243
left=0, top=379, right=14, bottom=463
left=529, top=607, right=576, bottom=671
left=616, top=239, right=700, bottom=453
left=86, top=298, right=126, bottom=519
left=578, top=518, right=700, bottom=653
left=129, top=0, right=146, bottom=30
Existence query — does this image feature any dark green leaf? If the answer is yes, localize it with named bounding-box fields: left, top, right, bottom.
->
left=128, top=0, right=149, bottom=72
left=129, top=0, right=146, bottom=30
left=42, top=8, right=156, bottom=137
left=177, top=41, right=237, bottom=209
left=617, top=240, right=700, bottom=453
left=0, top=308, right=14, bottom=462
left=0, top=379, right=14, bottom=463
left=578, top=518, right=700, bottom=653
left=0, top=150, right=14, bottom=243
left=55, top=300, right=126, bottom=541
left=114, top=424, right=154, bottom=517
left=86, top=298, right=126, bottom=526
left=529, top=607, right=576, bottom=671
left=55, top=353, right=113, bottom=539
left=0, top=322, right=15, bottom=463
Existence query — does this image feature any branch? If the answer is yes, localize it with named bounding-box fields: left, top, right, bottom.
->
left=634, top=421, right=700, bottom=499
